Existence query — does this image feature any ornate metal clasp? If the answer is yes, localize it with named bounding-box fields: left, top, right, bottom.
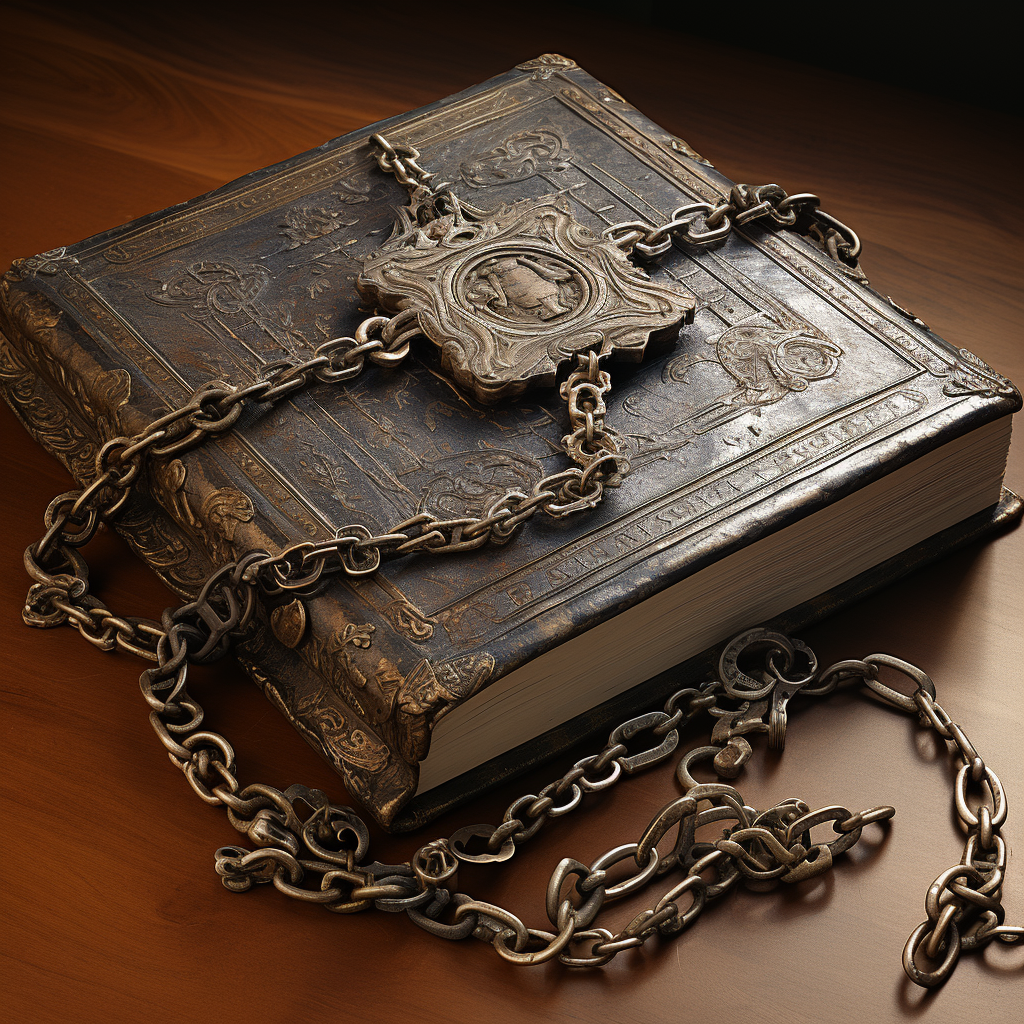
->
left=360, top=134, right=695, bottom=403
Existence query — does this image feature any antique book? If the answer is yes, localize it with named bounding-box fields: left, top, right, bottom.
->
left=1, top=54, right=1019, bottom=832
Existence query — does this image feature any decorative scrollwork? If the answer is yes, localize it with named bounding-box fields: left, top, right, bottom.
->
left=358, top=195, right=695, bottom=402
left=943, top=347, right=1018, bottom=398
left=8, top=246, right=80, bottom=279
left=460, top=128, right=572, bottom=188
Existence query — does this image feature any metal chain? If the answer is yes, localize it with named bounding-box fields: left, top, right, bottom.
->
left=22, top=311, right=417, bottom=645
left=860, top=659, right=1020, bottom=986
left=368, top=134, right=942, bottom=330
left=22, top=456, right=1024, bottom=989
left=239, top=350, right=628, bottom=592
left=18, top=136, right=1017, bottom=986
left=602, top=182, right=866, bottom=281
left=370, top=133, right=438, bottom=202
left=23, top=320, right=628, bottom=636
left=370, top=132, right=491, bottom=223
left=369, top=134, right=865, bottom=283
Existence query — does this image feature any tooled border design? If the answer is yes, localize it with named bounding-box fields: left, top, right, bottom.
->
left=82, top=86, right=538, bottom=267
left=550, top=75, right=1016, bottom=398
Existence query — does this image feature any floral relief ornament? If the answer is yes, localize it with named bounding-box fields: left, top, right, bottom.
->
left=10, top=246, right=80, bottom=279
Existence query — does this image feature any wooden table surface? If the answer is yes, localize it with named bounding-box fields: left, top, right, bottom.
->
left=2, top=3, right=1021, bottom=1021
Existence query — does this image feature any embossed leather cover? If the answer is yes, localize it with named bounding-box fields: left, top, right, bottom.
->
left=1, top=54, right=1020, bottom=830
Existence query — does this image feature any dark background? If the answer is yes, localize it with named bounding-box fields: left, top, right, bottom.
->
left=574, top=0, right=1020, bottom=114
left=23, top=0, right=1023, bottom=115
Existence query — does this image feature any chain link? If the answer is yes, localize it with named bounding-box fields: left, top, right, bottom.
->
left=760, top=640, right=1020, bottom=987
left=237, top=349, right=627, bottom=592
left=370, top=135, right=865, bottom=284
left=21, top=312, right=415, bottom=642
left=23, top=321, right=630, bottom=662
left=16, top=137, right=1016, bottom=987
left=602, top=183, right=866, bottom=281
left=21, top=440, right=1021, bottom=982
left=370, top=133, right=438, bottom=202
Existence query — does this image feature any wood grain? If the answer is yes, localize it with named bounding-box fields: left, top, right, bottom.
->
left=1, top=3, right=1021, bottom=1022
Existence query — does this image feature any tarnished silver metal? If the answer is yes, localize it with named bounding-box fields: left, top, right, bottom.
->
left=17, top=134, right=1016, bottom=988
left=604, top=182, right=868, bottom=282
left=361, top=136, right=696, bottom=403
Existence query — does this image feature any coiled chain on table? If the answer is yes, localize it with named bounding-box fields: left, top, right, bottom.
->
left=22, top=440, right=1024, bottom=992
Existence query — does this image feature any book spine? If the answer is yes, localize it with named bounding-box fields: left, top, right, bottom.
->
left=0, top=267, right=220, bottom=597
left=0, top=266, right=425, bottom=827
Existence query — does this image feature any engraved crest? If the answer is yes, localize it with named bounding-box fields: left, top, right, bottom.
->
left=710, top=324, right=842, bottom=407
left=463, top=250, right=584, bottom=324
left=357, top=197, right=695, bottom=402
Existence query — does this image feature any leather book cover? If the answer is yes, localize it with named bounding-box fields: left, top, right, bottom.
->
left=0, top=54, right=1020, bottom=830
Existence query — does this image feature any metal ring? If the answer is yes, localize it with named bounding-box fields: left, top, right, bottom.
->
left=636, top=794, right=698, bottom=867
left=448, top=824, right=516, bottom=864
left=493, top=918, right=577, bottom=966
left=355, top=314, right=391, bottom=345
left=589, top=843, right=660, bottom=901
left=545, top=858, right=604, bottom=930
left=558, top=928, right=616, bottom=968
left=453, top=901, right=529, bottom=952
left=862, top=653, right=935, bottom=712
left=336, top=525, right=383, bottom=577
left=954, top=764, right=1006, bottom=829
left=924, top=864, right=986, bottom=925
left=718, top=627, right=797, bottom=701
left=609, top=711, right=679, bottom=773
left=812, top=208, right=862, bottom=260
left=653, top=874, right=707, bottom=933
left=903, top=920, right=960, bottom=988
left=686, top=212, right=733, bottom=243
left=367, top=342, right=410, bottom=367
left=575, top=755, right=622, bottom=792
